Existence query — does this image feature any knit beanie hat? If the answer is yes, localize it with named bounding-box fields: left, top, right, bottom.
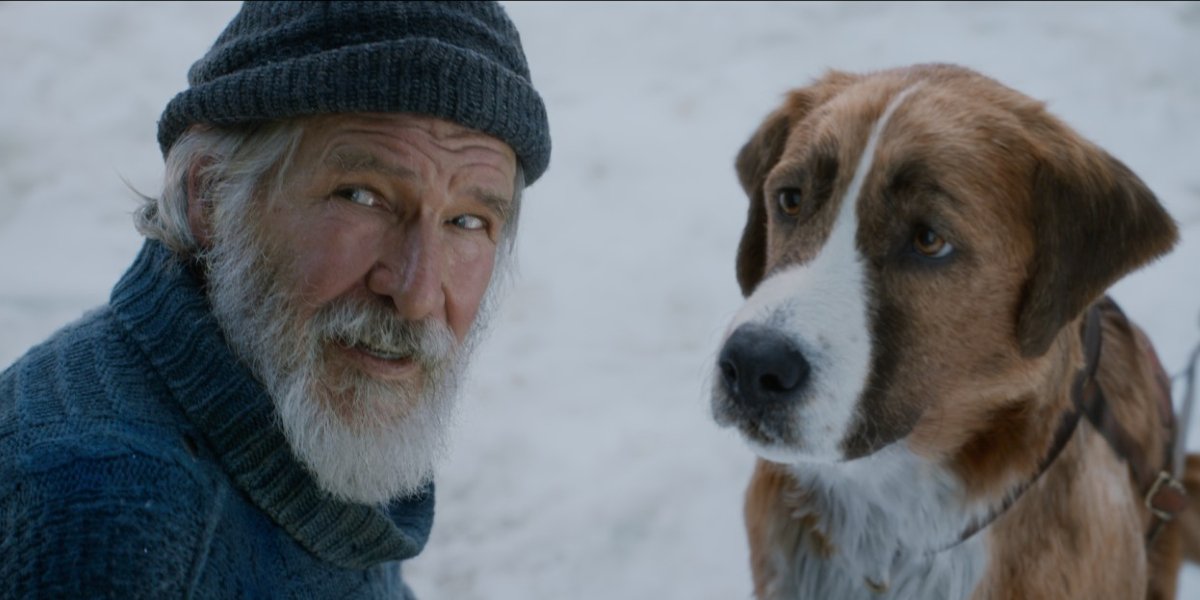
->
left=157, top=1, right=551, bottom=184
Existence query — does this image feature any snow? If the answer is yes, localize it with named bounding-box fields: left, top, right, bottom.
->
left=2, top=1, right=1198, bottom=597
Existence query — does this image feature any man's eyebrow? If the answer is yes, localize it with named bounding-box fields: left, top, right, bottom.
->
left=324, top=147, right=418, bottom=180
left=470, top=187, right=515, bottom=224
left=327, top=147, right=515, bottom=222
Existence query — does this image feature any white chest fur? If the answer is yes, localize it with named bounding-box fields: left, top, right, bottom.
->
left=763, top=445, right=988, bottom=600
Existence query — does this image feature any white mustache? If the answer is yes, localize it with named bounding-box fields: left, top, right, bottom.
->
left=310, top=298, right=456, bottom=368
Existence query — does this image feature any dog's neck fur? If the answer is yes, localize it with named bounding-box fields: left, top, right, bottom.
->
left=749, top=332, right=1089, bottom=600
left=752, top=446, right=987, bottom=599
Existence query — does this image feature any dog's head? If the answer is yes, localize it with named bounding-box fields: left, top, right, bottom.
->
left=711, top=64, right=1178, bottom=465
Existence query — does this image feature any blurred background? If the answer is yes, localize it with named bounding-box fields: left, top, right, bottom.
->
left=2, top=2, right=1197, bottom=598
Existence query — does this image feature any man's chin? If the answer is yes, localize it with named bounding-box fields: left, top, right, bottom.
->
left=317, top=368, right=426, bottom=431
left=273, top=370, right=457, bottom=504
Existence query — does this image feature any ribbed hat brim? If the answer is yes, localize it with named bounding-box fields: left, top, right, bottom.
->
left=158, top=37, right=550, bottom=183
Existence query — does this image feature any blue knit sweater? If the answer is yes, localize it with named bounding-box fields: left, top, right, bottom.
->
left=0, top=240, right=434, bottom=598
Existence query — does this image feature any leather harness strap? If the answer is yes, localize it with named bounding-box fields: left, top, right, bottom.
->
left=1082, top=298, right=1187, bottom=542
left=941, top=299, right=1186, bottom=552
left=939, top=307, right=1100, bottom=552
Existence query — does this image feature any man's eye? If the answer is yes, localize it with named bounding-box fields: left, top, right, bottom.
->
left=333, top=187, right=380, bottom=208
left=449, top=215, right=487, bottom=231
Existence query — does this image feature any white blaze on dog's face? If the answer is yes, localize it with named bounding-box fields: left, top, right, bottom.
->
left=714, top=87, right=914, bottom=462
left=711, top=65, right=1177, bottom=471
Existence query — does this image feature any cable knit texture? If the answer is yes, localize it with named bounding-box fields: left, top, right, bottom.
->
left=157, top=0, right=552, bottom=184
left=0, top=240, right=434, bottom=598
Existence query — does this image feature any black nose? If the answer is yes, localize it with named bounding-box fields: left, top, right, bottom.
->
left=718, top=324, right=810, bottom=406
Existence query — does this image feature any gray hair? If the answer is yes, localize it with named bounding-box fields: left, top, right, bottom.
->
left=136, top=121, right=525, bottom=258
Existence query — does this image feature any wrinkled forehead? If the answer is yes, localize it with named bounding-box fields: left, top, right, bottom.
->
left=281, top=113, right=519, bottom=192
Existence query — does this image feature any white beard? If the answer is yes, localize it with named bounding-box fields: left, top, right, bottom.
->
left=201, top=196, right=499, bottom=505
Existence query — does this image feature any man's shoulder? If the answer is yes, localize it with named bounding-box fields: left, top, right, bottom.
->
left=0, top=420, right=224, bottom=598
left=1, top=304, right=127, bottom=407
left=1, top=304, right=112, bottom=372
left=0, top=302, right=217, bottom=525
left=0, top=410, right=410, bottom=599
left=0, top=304, right=229, bottom=597
left=0, top=301, right=214, bottom=503
left=1, top=303, right=185, bottom=443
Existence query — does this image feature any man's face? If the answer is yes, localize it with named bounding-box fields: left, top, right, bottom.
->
left=272, top=113, right=516, bottom=341
left=199, top=113, right=518, bottom=503
left=261, top=113, right=516, bottom=419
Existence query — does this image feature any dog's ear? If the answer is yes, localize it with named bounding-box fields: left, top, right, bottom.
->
left=1017, top=139, right=1178, bottom=357
left=735, top=72, right=859, bottom=296
left=734, top=106, right=792, bottom=296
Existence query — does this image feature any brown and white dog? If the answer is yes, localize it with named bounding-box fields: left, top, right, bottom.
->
left=709, top=64, right=1200, bottom=599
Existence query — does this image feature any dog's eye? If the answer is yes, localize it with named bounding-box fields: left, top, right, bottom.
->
left=912, top=226, right=953, bottom=258
left=777, top=188, right=804, bottom=217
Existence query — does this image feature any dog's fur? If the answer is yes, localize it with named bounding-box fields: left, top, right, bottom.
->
left=710, top=64, right=1200, bottom=599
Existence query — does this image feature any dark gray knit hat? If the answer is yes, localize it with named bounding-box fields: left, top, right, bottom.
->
left=157, top=1, right=551, bottom=184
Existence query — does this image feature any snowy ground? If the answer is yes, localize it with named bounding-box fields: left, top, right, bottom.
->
left=2, top=1, right=1198, bottom=598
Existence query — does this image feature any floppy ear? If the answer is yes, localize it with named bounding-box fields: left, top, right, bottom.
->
left=734, top=106, right=793, bottom=296
left=734, top=72, right=860, bottom=296
left=1017, top=142, right=1178, bottom=357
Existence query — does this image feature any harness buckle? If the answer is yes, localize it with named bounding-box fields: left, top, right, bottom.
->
left=1145, top=471, right=1188, bottom=522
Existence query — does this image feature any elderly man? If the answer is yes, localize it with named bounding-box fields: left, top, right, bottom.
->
left=0, top=1, right=549, bottom=597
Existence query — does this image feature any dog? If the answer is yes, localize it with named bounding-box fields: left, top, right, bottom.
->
left=709, top=63, right=1200, bottom=599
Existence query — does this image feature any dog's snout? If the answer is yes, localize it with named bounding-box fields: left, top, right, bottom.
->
left=718, top=324, right=810, bottom=406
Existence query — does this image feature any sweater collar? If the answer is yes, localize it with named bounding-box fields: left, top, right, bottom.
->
left=109, top=240, right=433, bottom=569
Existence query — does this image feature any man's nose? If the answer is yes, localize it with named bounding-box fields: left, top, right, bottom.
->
left=368, top=221, right=445, bottom=321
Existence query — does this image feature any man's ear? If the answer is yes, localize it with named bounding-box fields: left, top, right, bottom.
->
left=1016, top=141, right=1178, bottom=357
left=185, top=157, right=216, bottom=249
